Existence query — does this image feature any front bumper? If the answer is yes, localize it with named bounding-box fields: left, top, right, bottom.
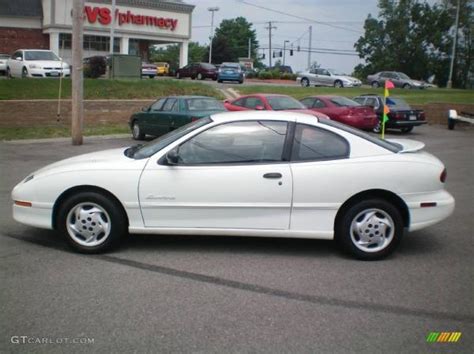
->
left=13, top=203, right=53, bottom=229
left=28, top=68, right=70, bottom=78
left=142, top=70, right=156, bottom=76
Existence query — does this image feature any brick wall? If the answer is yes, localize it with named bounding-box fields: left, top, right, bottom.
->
left=0, top=28, right=49, bottom=54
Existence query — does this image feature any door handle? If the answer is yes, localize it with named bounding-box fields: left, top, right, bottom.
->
left=263, top=172, right=282, bottom=179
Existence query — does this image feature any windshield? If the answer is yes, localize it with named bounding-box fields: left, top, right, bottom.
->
left=386, top=98, right=411, bottom=110
left=130, top=118, right=212, bottom=159
left=267, top=96, right=306, bottom=110
left=319, top=119, right=402, bottom=153
left=221, top=63, right=240, bottom=69
left=398, top=72, right=410, bottom=79
left=186, top=98, right=225, bottom=111
left=330, top=97, right=360, bottom=107
left=25, top=51, right=60, bottom=61
left=0, top=54, right=9, bottom=59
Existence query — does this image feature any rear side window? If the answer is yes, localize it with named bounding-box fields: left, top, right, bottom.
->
left=291, top=124, right=349, bottom=161
left=245, top=97, right=264, bottom=109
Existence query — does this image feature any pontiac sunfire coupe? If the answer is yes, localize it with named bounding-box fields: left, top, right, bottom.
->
left=12, top=111, right=454, bottom=260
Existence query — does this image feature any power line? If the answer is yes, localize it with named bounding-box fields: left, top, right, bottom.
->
left=237, top=0, right=363, bottom=34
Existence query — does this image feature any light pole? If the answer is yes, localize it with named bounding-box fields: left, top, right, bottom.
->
left=283, top=40, right=289, bottom=65
left=208, top=7, right=219, bottom=64
left=447, top=0, right=460, bottom=89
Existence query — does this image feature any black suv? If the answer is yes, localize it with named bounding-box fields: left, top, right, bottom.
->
left=353, top=94, right=426, bottom=133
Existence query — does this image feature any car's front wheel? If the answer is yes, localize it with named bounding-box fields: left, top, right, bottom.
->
left=371, top=81, right=380, bottom=88
left=22, top=67, right=28, bottom=78
left=336, top=199, right=404, bottom=260
left=176, top=72, right=181, bottom=79
left=300, top=78, right=310, bottom=87
left=132, top=122, right=145, bottom=140
left=6, top=67, right=13, bottom=79
left=334, top=80, right=343, bottom=88
left=197, top=73, right=203, bottom=80
left=57, top=192, right=127, bottom=253
left=373, top=121, right=382, bottom=133
left=403, top=83, right=412, bottom=89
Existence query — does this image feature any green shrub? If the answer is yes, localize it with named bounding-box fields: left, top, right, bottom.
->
left=281, top=73, right=297, bottom=80
left=84, top=56, right=106, bottom=79
left=257, top=71, right=272, bottom=80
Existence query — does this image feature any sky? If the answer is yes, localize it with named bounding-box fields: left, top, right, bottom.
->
left=185, top=0, right=380, bottom=74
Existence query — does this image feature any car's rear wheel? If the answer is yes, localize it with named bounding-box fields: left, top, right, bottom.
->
left=334, top=80, right=343, bottom=88
left=301, top=78, right=310, bottom=87
left=132, top=122, right=145, bottom=140
left=403, top=83, right=412, bottom=89
left=373, top=121, right=382, bottom=133
left=176, top=72, right=181, bottom=79
left=336, top=199, right=404, bottom=260
left=6, top=67, right=13, bottom=79
left=371, top=81, right=380, bottom=88
left=401, top=126, right=413, bottom=133
left=57, top=192, right=127, bottom=253
left=148, top=75, right=155, bottom=79
left=197, top=73, right=203, bottom=80
left=22, top=67, right=28, bottom=78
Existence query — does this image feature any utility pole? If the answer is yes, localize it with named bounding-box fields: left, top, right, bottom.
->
left=265, top=21, right=277, bottom=68
left=248, top=37, right=251, bottom=58
left=307, top=25, right=312, bottom=69
left=71, top=0, right=84, bottom=145
left=208, top=7, right=219, bottom=64
left=110, top=0, right=115, bottom=54
left=447, top=0, right=460, bottom=89
left=283, top=40, right=289, bottom=65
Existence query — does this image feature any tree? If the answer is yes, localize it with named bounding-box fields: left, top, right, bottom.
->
left=204, top=17, right=260, bottom=65
left=150, top=42, right=207, bottom=71
left=354, top=0, right=472, bottom=88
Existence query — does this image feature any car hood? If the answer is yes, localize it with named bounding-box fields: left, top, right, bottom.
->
left=337, top=75, right=360, bottom=82
left=26, top=60, right=68, bottom=67
left=30, top=148, right=145, bottom=179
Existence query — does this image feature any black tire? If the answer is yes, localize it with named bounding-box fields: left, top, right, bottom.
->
left=176, top=72, right=181, bottom=79
left=373, top=121, right=382, bottom=133
left=335, top=199, right=404, bottom=260
left=448, top=119, right=455, bottom=130
left=22, top=67, right=28, bottom=78
left=238, top=80, right=244, bottom=84
left=334, top=80, right=343, bottom=88
left=301, top=77, right=310, bottom=87
left=371, top=81, right=380, bottom=88
left=217, top=79, right=223, bottom=83
left=57, top=192, right=127, bottom=253
left=191, top=75, right=196, bottom=80
left=132, top=121, right=145, bottom=140
left=401, top=126, right=413, bottom=133
left=403, top=83, right=411, bottom=89
left=149, top=75, right=155, bottom=79
left=6, top=67, right=13, bottom=79
left=197, top=73, right=203, bottom=80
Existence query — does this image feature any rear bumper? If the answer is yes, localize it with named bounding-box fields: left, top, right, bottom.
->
left=402, top=190, right=455, bottom=231
left=218, top=73, right=243, bottom=81
left=388, top=120, right=427, bottom=128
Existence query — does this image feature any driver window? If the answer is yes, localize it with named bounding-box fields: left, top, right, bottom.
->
left=162, top=98, right=177, bottom=112
left=150, top=98, right=166, bottom=111
left=177, top=120, right=288, bottom=164
left=244, top=97, right=264, bottom=109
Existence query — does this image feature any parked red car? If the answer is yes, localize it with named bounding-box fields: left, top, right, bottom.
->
left=300, top=95, right=378, bottom=130
left=224, top=94, right=328, bottom=118
left=176, top=62, right=218, bottom=80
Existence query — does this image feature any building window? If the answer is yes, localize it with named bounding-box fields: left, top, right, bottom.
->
left=59, top=34, right=120, bottom=52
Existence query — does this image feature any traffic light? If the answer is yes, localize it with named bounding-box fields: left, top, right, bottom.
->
left=272, top=51, right=275, bottom=58
left=290, top=49, right=293, bottom=56
left=262, top=53, right=265, bottom=59
left=279, top=50, right=283, bottom=57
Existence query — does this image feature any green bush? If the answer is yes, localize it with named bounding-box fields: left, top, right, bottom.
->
left=281, top=73, right=297, bottom=80
left=84, top=56, right=106, bottom=79
left=245, top=71, right=256, bottom=79
left=257, top=71, right=273, bottom=80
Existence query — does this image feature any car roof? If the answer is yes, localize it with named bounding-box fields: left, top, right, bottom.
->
left=18, top=49, right=54, bottom=52
left=166, top=95, right=218, bottom=100
left=209, top=110, right=319, bottom=125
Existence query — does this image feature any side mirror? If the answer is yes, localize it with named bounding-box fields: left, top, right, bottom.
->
left=165, top=149, right=179, bottom=165
left=255, top=105, right=265, bottom=110
left=223, top=99, right=229, bottom=104
left=16, top=57, right=22, bottom=61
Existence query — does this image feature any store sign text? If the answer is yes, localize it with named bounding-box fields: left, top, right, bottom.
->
left=84, top=6, right=178, bottom=31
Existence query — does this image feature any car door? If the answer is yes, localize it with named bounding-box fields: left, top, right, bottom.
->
left=307, top=69, right=318, bottom=85
left=243, top=96, right=266, bottom=110
left=138, top=119, right=293, bottom=229
left=227, top=97, right=250, bottom=111
left=139, top=98, right=166, bottom=136
left=289, top=122, right=351, bottom=234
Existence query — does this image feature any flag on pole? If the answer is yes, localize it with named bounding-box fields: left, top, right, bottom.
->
left=381, top=80, right=395, bottom=139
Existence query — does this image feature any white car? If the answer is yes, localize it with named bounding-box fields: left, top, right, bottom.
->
left=6, top=49, right=70, bottom=78
left=12, top=111, right=454, bottom=260
left=297, top=68, right=362, bottom=88
left=0, top=53, right=10, bottom=74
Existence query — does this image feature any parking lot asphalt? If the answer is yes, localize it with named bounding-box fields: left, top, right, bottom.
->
left=0, top=125, right=473, bottom=353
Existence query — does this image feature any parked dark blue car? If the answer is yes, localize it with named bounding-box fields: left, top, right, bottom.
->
left=217, top=62, right=244, bottom=84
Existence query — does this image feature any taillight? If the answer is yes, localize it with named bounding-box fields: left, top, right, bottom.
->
left=191, top=117, right=200, bottom=122
left=440, top=168, right=447, bottom=183
left=420, top=112, right=426, bottom=120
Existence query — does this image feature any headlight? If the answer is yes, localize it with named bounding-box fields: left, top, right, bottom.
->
left=29, top=64, right=39, bottom=69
